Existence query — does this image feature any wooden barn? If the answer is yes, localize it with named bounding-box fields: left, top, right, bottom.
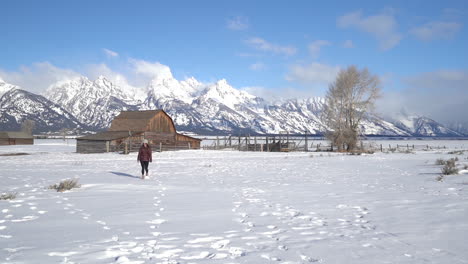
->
left=76, top=110, right=201, bottom=153
left=0, top=131, right=34, bottom=146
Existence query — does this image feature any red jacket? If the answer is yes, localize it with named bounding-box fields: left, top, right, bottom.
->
left=137, top=144, right=152, bottom=162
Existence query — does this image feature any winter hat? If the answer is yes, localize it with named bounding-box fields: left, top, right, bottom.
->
left=143, top=139, right=148, bottom=144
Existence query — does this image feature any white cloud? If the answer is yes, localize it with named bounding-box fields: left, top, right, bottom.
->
left=227, top=16, right=249, bottom=31
left=308, top=40, right=331, bottom=58
left=0, top=58, right=178, bottom=95
left=343, top=39, right=354, bottom=48
left=285, top=62, right=340, bottom=96
left=410, top=21, right=462, bottom=41
left=103, top=48, right=119, bottom=58
left=249, top=62, right=266, bottom=71
left=128, top=58, right=173, bottom=83
left=337, top=10, right=402, bottom=50
left=377, top=70, right=468, bottom=125
left=86, top=63, right=130, bottom=87
left=86, top=63, right=147, bottom=100
left=0, top=62, right=81, bottom=94
left=245, top=37, right=297, bottom=56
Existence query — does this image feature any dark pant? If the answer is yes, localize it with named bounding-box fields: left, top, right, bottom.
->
left=140, top=161, right=149, bottom=175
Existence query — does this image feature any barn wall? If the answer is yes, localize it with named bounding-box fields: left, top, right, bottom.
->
left=16, top=139, right=34, bottom=145
left=0, top=138, right=33, bottom=145
left=144, top=132, right=176, bottom=144
left=175, top=134, right=201, bottom=149
left=147, top=112, right=176, bottom=133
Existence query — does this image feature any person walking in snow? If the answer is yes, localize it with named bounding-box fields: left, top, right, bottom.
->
left=137, top=139, right=152, bottom=179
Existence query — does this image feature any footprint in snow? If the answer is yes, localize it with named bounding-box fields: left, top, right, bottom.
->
left=11, top=215, right=39, bottom=222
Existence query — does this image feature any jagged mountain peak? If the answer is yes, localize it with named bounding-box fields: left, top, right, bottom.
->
left=199, top=79, right=258, bottom=109
left=0, top=78, right=19, bottom=98
left=93, top=75, right=112, bottom=86
left=146, top=75, right=198, bottom=105
left=182, top=77, right=202, bottom=87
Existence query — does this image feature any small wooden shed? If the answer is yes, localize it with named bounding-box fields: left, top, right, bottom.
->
left=76, top=110, right=201, bottom=153
left=0, top=131, right=34, bottom=145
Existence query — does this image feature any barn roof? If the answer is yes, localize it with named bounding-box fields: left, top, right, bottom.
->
left=0, top=131, right=33, bottom=139
left=77, top=131, right=143, bottom=141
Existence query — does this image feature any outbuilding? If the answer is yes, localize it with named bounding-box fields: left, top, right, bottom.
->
left=0, top=131, right=34, bottom=145
left=76, top=110, right=201, bottom=153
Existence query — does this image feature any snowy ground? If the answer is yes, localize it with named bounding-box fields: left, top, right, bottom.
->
left=1, top=139, right=468, bottom=264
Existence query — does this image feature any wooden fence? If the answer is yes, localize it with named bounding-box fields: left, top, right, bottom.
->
left=117, top=141, right=194, bottom=154
left=201, top=135, right=451, bottom=152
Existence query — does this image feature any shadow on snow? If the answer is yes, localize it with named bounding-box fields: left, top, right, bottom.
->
left=109, top=171, right=141, bottom=179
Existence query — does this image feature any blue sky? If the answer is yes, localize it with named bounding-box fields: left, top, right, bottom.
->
left=1, top=0, right=467, bottom=123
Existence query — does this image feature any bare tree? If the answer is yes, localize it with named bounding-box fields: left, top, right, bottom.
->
left=322, top=65, right=381, bottom=151
left=21, top=120, right=35, bottom=135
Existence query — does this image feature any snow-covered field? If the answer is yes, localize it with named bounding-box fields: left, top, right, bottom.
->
left=1, top=139, right=468, bottom=264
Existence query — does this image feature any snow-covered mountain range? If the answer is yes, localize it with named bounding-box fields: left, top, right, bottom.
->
left=0, top=83, right=86, bottom=132
left=0, top=74, right=464, bottom=136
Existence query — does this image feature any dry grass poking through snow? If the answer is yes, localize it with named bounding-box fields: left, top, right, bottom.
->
left=0, top=192, right=17, bottom=200
left=442, top=158, right=459, bottom=175
left=435, top=157, right=462, bottom=181
left=49, top=179, right=81, bottom=192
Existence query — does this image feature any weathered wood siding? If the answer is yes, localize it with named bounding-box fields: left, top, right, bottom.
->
left=176, top=134, right=201, bottom=149
left=0, top=138, right=33, bottom=145
left=76, top=134, right=144, bottom=153
left=146, top=112, right=176, bottom=133
left=108, top=111, right=176, bottom=133
left=144, top=132, right=175, bottom=143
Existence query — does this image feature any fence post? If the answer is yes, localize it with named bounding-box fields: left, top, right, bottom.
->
left=159, top=142, right=162, bottom=152
left=254, top=136, right=257, bottom=151
left=266, top=136, right=269, bottom=152
left=188, top=142, right=191, bottom=149
left=238, top=136, right=241, bottom=151
left=229, top=136, right=232, bottom=147
left=304, top=130, right=308, bottom=152
left=380, top=144, right=383, bottom=152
